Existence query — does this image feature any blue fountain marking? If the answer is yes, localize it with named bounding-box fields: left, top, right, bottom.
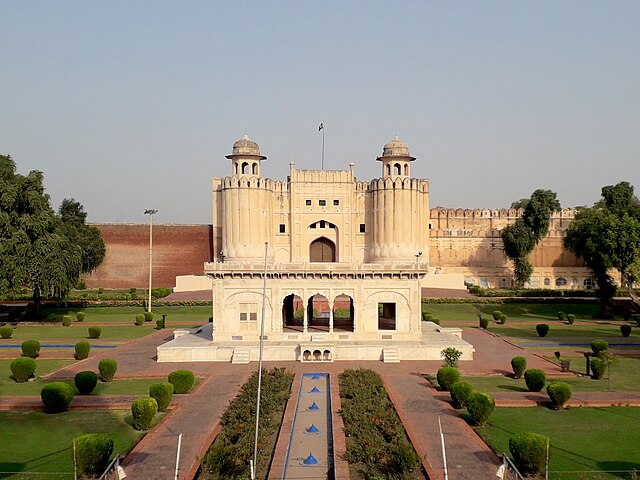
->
left=311, top=374, right=322, bottom=380
left=303, top=453, right=318, bottom=465
left=306, top=424, right=320, bottom=434
left=310, top=386, right=321, bottom=393
left=308, top=402, right=319, bottom=411
left=520, top=342, right=640, bottom=347
left=0, top=344, right=117, bottom=349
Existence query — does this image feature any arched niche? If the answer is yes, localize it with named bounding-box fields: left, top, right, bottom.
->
left=309, top=237, right=336, bottom=262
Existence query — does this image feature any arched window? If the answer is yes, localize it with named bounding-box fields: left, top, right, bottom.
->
left=234, top=162, right=239, bottom=174
left=544, top=278, right=551, bottom=286
left=309, top=237, right=336, bottom=262
left=252, top=162, right=258, bottom=174
left=241, top=162, right=249, bottom=174
left=404, top=164, right=409, bottom=176
left=386, top=164, right=391, bottom=176
left=394, top=163, right=401, bottom=176
left=555, top=277, right=567, bottom=287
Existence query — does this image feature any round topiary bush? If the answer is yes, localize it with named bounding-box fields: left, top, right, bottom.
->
left=492, top=310, right=502, bottom=321
left=557, top=311, right=567, bottom=321
left=567, top=314, right=575, bottom=325
left=21, top=340, right=41, bottom=358
left=620, top=325, right=631, bottom=337
left=131, top=396, right=158, bottom=430
left=168, top=369, right=196, bottom=394
left=479, top=316, right=489, bottom=329
left=465, top=392, right=495, bottom=426
left=524, top=369, right=546, bottom=392
left=590, top=357, right=607, bottom=380
left=591, top=339, right=609, bottom=355
left=499, top=313, right=507, bottom=325
left=75, top=341, right=91, bottom=360
left=547, top=381, right=572, bottom=409
left=41, top=382, right=75, bottom=412
left=62, top=315, right=72, bottom=327
left=88, top=327, right=101, bottom=339
left=155, top=319, right=163, bottom=330
left=75, top=433, right=114, bottom=476
left=149, top=382, right=174, bottom=412
left=98, top=359, right=117, bottom=382
left=536, top=324, right=549, bottom=337
left=511, top=356, right=527, bottom=379
left=449, top=381, right=473, bottom=409
left=134, top=314, right=144, bottom=326
left=10, top=357, right=36, bottom=382
left=436, top=367, right=461, bottom=392
left=509, top=432, right=549, bottom=475
left=76, top=311, right=86, bottom=322
left=75, top=371, right=98, bottom=395
left=143, top=311, right=154, bottom=322
left=0, top=326, right=13, bottom=339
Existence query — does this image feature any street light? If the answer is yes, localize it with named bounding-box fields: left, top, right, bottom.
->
left=415, top=251, right=422, bottom=332
left=144, top=209, right=158, bottom=313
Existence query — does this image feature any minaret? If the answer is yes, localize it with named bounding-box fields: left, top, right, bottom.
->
left=221, top=134, right=271, bottom=260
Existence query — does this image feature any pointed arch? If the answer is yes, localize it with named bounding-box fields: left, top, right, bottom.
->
left=309, top=237, right=336, bottom=262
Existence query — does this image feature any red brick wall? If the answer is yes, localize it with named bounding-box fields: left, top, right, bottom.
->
left=83, top=224, right=213, bottom=289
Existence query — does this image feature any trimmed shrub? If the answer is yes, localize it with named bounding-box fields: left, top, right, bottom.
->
left=143, top=311, right=154, bottom=322
left=98, top=359, right=118, bottom=382
left=75, top=341, right=91, bottom=360
left=168, top=369, right=196, bottom=394
left=97, top=288, right=104, bottom=294
left=41, top=382, right=75, bottom=412
left=131, top=397, right=158, bottom=430
left=441, top=347, right=463, bottom=368
left=511, top=356, right=527, bottom=379
left=10, top=357, right=36, bottom=382
left=62, top=315, right=72, bottom=326
left=590, top=357, right=607, bottom=380
left=156, top=319, right=163, bottom=330
left=149, top=382, right=174, bottom=412
left=75, top=371, right=98, bottom=395
left=436, top=367, right=460, bottom=392
left=499, top=313, right=507, bottom=324
left=75, top=433, right=114, bottom=476
left=479, top=316, right=489, bottom=329
left=0, top=326, right=13, bottom=339
left=134, top=314, right=144, bottom=326
left=536, top=324, right=549, bottom=337
left=88, top=327, right=101, bottom=339
left=76, top=311, right=85, bottom=322
left=21, top=340, right=41, bottom=358
left=620, top=325, right=632, bottom=337
left=509, top=432, right=548, bottom=475
left=567, top=314, right=575, bottom=325
left=129, top=287, right=137, bottom=294
left=450, top=381, right=473, bottom=408
left=557, top=311, right=567, bottom=321
left=591, top=339, right=609, bottom=355
left=492, top=310, right=502, bottom=321
left=547, top=381, right=572, bottom=409
left=524, top=369, right=546, bottom=392
left=465, top=392, right=495, bottom=426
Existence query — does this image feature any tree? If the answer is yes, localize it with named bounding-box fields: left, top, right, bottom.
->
left=510, top=198, right=529, bottom=210
left=501, top=189, right=561, bottom=287
left=58, top=199, right=105, bottom=273
left=0, top=155, right=104, bottom=312
left=564, top=182, right=640, bottom=307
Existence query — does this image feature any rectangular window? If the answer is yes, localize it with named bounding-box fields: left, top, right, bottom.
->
left=319, top=199, right=326, bottom=206
left=306, top=199, right=312, bottom=206
left=279, top=224, right=285, bottom=233
left=378, top=302, right=396, bottom=331
left=320, top=220, right=325, bottom=228
left=333, top=199, right=339, bottom=206
left=359, top=223, right=366, bottom=233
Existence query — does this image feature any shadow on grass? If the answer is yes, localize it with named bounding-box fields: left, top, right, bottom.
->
left=596, top=461, right=640, bottom=479
left=496, top=384, right=528, bottom=392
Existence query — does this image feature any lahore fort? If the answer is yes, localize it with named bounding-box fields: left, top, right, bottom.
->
left=83, top=134, right=589, bottom=363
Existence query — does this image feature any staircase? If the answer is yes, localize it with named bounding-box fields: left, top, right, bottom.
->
left=231, top=347, right=251, bottom=364
left=383, top=347, right=400, bottom=363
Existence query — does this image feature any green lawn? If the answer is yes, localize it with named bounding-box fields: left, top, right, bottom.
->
left=0, top=358, right=74, bottom=379
left=462, top=356, right=640, bottom=392
left=0, top=410, right=144, bottom=478
left=1, top=324, right=158, bottom=340
left=39, top=305, right=212, bottom=324
left=488, top=323, right=640, bottom=340
left=476, top=407, right=640, bottom=479
left=1, top=376, right=165, bottom=396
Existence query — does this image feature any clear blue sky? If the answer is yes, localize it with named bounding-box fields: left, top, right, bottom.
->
left=1, top=1, right=639, bottom=223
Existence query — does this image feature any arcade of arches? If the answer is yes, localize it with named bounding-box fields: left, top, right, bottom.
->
left=282, top=293, right=354, bottom=333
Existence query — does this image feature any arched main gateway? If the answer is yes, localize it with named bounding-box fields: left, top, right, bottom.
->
left=157, top=134, right=475, bottom=363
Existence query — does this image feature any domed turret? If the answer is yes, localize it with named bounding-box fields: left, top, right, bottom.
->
left=377, top=135, right=415, bottom=178
left=226, top=133, right=266, bottom=176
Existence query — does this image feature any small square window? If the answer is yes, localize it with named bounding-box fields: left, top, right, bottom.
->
left=359, top=223, right=366, bottom=233
left=333, top=199, right=339, bottom=206
left=279, top=224, right=285, bottom=233
left=320, top=220, right=325, bottom=228
left=306, top=199, right=311, bottom=206
left=319, top=199, right=326, bottom=206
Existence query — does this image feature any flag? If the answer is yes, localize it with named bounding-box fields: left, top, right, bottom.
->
left=318, top=123, right=324, bottom=131
left=495, top=462, right=506, bottom=479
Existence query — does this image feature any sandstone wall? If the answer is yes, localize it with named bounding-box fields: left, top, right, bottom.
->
left=83, top=224, right=213, bottom=289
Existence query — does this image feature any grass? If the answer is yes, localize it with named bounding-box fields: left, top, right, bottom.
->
left=488, top=323, right=640, bottom=340
left=0, top=409, right=144, bottom=478
left=476, top=407, right=640, bottom=479
left=0, top=358, right=74, bottom=379
left=422, top=303, right=603, bottom=323
left=0, top=324, right=158, bottom=340
left=38, top=305, right=212, bottom=324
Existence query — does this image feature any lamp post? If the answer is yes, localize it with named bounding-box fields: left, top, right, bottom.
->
left=144, top=209, right=158, bottom=313
left=415, top=251, right=422, bottom=331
